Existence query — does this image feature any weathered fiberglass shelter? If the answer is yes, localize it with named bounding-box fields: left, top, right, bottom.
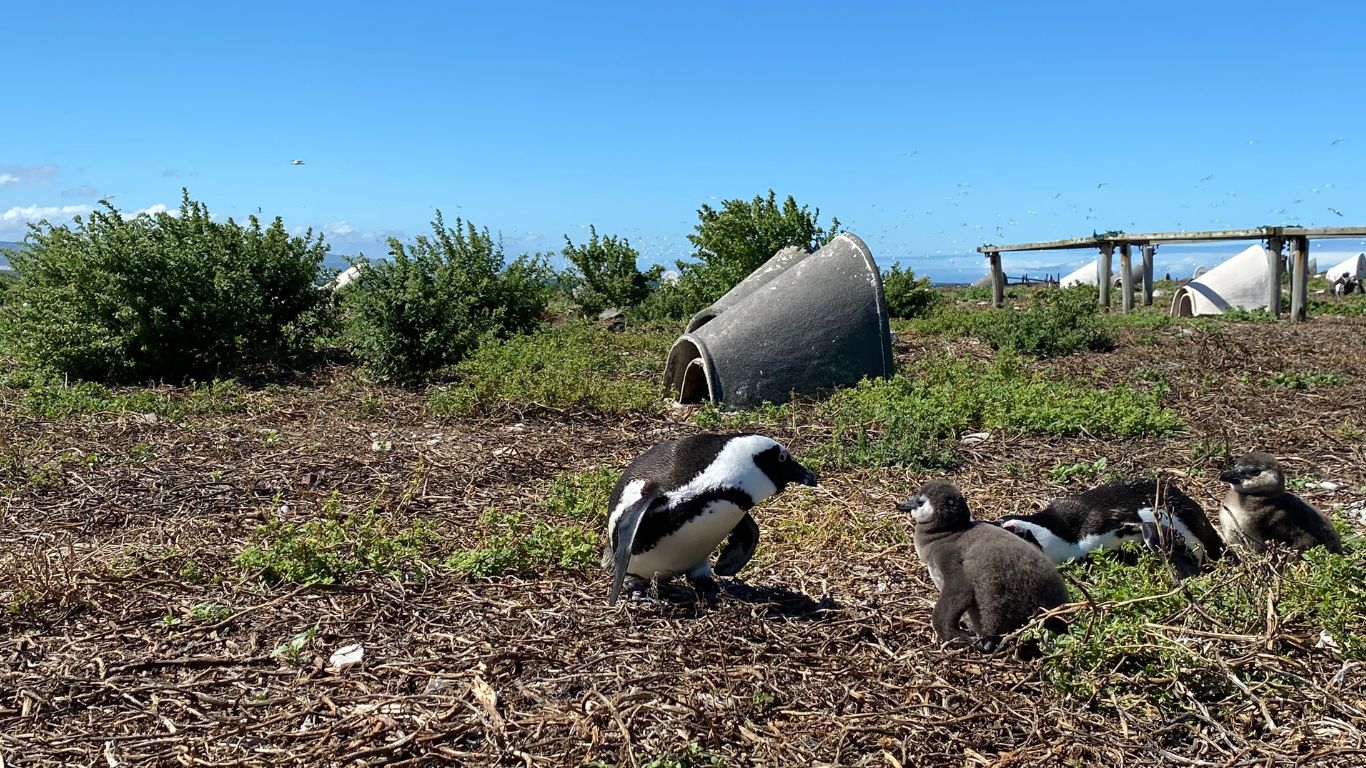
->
left=662, top=232, right=894, bottom=408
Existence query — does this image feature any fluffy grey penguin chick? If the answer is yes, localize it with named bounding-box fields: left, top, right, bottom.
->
left=900, top=480, right=1069, bottom=651
left=1219, top=451, right=1343, bottom=554
left=604, top=433, right=817, bottom=605
left=998, top=478, right=1225, bottom=578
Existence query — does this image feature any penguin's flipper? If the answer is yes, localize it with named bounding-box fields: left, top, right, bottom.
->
left=714, top=513, right=759, bottom=577
left=608, top=496, right=656, bottom=606
left=1138, top=521, right=1163, bottom=552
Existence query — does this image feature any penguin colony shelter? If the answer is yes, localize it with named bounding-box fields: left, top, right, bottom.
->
left=662, top=232, right=895, bottom=408
left=975, top=225, right=1366, bottom=320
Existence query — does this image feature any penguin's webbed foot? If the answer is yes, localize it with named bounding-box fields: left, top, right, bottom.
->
left=624, top=576, right=654, bottom=603
left=688, top=575, right=721, bottom=608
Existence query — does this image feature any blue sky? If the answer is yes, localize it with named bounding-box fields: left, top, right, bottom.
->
left=3, top=1, right=1364, bottom=281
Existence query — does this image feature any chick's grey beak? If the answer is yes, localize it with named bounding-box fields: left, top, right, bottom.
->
left=895, top=498, right=918, bottom=512
left=1218, top=466, right=1248, bottom=484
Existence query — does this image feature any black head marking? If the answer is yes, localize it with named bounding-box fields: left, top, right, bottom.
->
left=752, top=442, right=818, bottom=491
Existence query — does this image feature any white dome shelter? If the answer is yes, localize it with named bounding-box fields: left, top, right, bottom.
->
left=1170, top=244, right=1273, bottom=317
left=1325, top=253, right=1366, bottom=283
left=1060, top=257, right=1143, bottom=288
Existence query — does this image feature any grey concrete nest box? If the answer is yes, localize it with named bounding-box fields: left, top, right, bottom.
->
left=663, top=232, right=894, bottom=407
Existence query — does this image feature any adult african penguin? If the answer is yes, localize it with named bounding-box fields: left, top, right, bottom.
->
left=898, top=480, right=1068, bottom=651
left=998, top=478, right=1224, bottom=577
left=1219, top=451, right=1343, bottom=555
left=604, top=433, right=818, bottom=605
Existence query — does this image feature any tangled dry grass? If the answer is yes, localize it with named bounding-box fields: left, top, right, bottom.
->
left=2, top=309, right=1365, bottom=766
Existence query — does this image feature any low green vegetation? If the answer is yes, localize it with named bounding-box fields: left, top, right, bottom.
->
left=18, top=378, right=247, bottom=419
left=0, top=191, right=332, bottom=382
left=235, top=494, right=433, bottom=585
left=446, top=508, right=598, bottom=577
left=1262, top=370, right=1347, bottom=389
left=815, top=354, right=1182, bottom=469
left=543, top=467, right=620, bottom=521
left=427, top=322, right=670, bottom=415
left=1041, top=533, right=1366, bottom=710
left=339, top=211, right=553, bottom=385
left=1047, top=456, right=1112, bottom=486
left=898, top=285, right=1115, bottom=357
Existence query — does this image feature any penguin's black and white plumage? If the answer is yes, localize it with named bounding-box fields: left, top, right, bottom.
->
left=997, top=478, right=1225, bottom=577
left=898, top=480, right=1068, bottom=651
left=604, top=433, right=818, bottom=605
left=1219, top=451, right=1343, bottom=554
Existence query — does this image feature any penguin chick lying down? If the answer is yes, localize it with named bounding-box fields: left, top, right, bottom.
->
left=900, top=480, right=1068, bottom=651
left=1219, top=451, right=1342, bottom=555
left=997, top=478, right=1225, bottom=578
left=605, top=433, right=818, bottom=605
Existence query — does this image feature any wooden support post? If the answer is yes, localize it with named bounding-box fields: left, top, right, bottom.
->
left=1290, top=237, right=1310, bottom=322
left=1097, top=243, right=1113, bottom=310
left=1141, top=244, right=1155, bottom=306
left=1119, top=242, right=1134, bottom=313
left=1266, top=236, right=1283, bottom=319
left=988, top=251, right=1004, bottom=308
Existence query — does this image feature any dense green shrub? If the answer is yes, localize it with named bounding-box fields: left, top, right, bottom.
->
left=881, top=263, right=938, bottom=318
left=428, top=321, right=666, bottom=415
left=0, top=192, right=331, bottom=382
left=646, top=190, right=840, bottom=320
left=340, top=212, right=552, bottom=385
left=975, top=285, right=1114, bottom=356
left=561, top=226, right=660, bottom=315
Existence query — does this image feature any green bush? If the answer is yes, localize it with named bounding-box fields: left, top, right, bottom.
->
left=975, top=285, right=1114, bottom=356
left=0, top=192, right=331, bottom=382
left=881, top=262, right=938, bottom=319
left=340, top=211, right=552, bottom=385
left=561, top=226, right=660, bottom=315
left=428, top=321, right=666, bottom=415
left=815, top=354, right=1182, bottom=469
left=647, top=190, right=840, bottom=320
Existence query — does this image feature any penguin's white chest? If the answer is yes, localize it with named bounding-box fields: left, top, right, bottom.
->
left=629, top=498, right=746, bottom=577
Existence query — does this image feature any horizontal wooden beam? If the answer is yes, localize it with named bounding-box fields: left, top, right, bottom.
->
left=978, top=225, right=1366, bottom=254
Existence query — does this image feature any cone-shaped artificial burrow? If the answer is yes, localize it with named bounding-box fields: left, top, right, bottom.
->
left=1325, top=252, right=1365, bottom=283
left=1170, top=244, right=1273, bottom=317
left=663, top=233, right=894, bottom=407
left=1059, top=257, right=1143, bottom=288
left=686, top=245, right=809, bottom=333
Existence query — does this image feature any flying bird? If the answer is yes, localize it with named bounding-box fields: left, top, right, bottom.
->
left=1331, top=137, right=1348, bottom=145
left=1052, top=192, right=1063, bottom=199
left=291, top=159, right=306, bottom=166
left=1096, top=182, right=1108, bottom=188
left=1329, top=207, right=1344, bottom=217
left=1201, top=174, right=1215, bottom=182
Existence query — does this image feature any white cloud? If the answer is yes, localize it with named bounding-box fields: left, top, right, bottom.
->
left=0, top=174, right=19, bottom=186
left=0, top=203, right=94, bottom=239
left=326, top=221, right=357, bottom=236
left=130, top=203, right=171, bottom=217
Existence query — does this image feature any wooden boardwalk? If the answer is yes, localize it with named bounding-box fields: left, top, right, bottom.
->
left=976, top=226, right=1366, bottom=321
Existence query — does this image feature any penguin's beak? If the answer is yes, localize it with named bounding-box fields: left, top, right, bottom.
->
left=895, top=496, right=922, bottom=513
left=796, top=463, right=819, bottom=487
left=1219, top=466, right=1251, bottom=484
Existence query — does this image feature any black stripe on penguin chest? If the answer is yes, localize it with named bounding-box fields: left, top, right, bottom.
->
left=631, top=488, right=755, bottom=554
